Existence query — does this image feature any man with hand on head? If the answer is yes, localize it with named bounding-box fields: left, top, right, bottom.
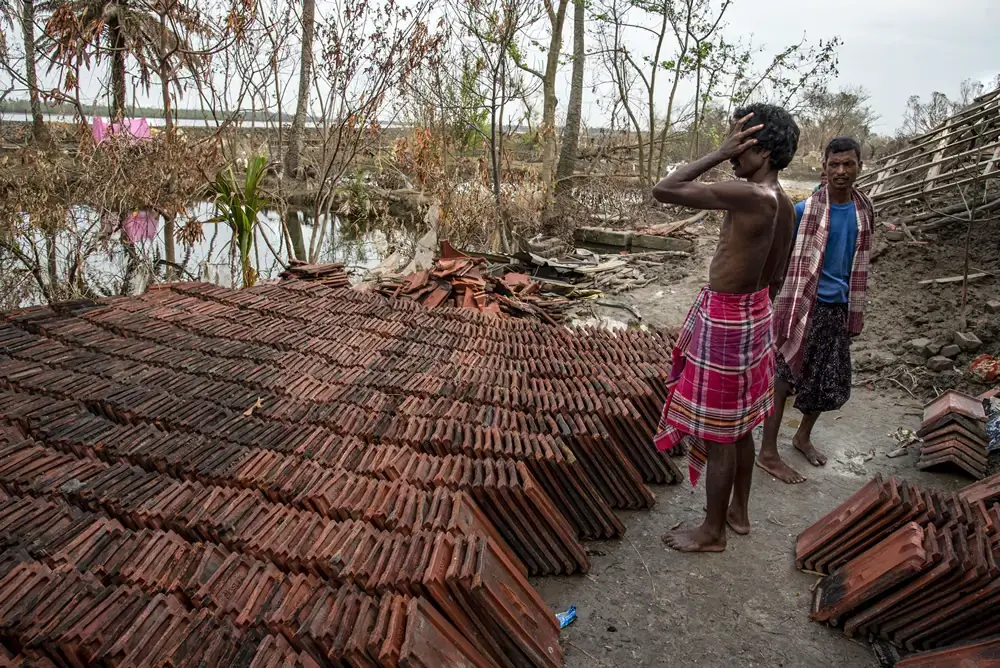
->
left=651, top=104, right=799, bottom=552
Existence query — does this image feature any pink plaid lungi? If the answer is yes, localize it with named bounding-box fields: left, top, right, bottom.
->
left=653, top=285, right=776, bottom=486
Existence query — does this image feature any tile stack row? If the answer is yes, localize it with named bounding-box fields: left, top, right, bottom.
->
left=0, top=492, right=495, bottom=667
left=796, top=473, right=1000, bottom=654
left=0, top=361, right=589, bottom=575
left=0, top=434, right=560, bottom=667
left=0, top=275, right=693, bottom=667
left=0, top=292, right=649, bottom=543
left=917, top=389, right=990, bottom=479
left=0, top=389, right=590, bottom=576
left=166, top=279, right=684, bottom=485
left=895, top=636, right=1000, bottom=667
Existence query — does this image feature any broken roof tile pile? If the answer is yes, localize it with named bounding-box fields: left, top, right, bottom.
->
left=0, top=277, right=682, bottom=666
left=796, top=472, right=1000, bottom=655
left=376, top=254, right=571, bottom=325
left=917, top=389, right=989, bottom=479
left=278, top=261, right=351, bottom=288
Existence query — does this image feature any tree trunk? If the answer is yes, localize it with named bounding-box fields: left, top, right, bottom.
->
left=159, top=11, right=175, bottom=280
left=539, top=1, right=568, bottom=197
left=109, top=3, right=127, bottom=119
left=21, top=0, right=51, bottom=147
left=284, top=0, right=316, bottom=178
left=286, top=209, right=306, bottom=260
left=554, top=0, right=584, bottom=194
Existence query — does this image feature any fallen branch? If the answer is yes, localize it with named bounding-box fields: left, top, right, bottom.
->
left=595, top=300, right=642, bottom=320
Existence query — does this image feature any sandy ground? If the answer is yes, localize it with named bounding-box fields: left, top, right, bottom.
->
left=535, top=233, right=972, bottom=668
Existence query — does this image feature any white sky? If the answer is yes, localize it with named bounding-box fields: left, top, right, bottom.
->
left=5, top=0, right=999, bottom=134
left=716, top=0, right=1000, bottom=132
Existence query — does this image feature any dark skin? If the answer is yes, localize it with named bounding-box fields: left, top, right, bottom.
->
left=757, top=148, right=862, bottom=484
left=651, top=114, right=797, bottom=552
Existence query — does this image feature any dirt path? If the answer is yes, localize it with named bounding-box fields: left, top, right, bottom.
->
left=540, top=233, right=972, bottom=667
left=534, top=388, right=966, bottom=668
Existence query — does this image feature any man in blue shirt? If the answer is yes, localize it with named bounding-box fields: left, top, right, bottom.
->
left=758, top=137, right=867, bottom=484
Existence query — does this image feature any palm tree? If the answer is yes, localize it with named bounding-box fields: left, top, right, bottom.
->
left=43, top=0, right=210, bottom=119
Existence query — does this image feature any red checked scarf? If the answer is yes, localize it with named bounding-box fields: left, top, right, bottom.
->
left=773, top=186, right=875, bottom=376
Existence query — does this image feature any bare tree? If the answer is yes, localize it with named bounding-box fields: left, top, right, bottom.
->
left=284, top=0, right=314, bottom=177
left=554, top=0, right=584, bottom=194
left=21, top=1, right=51, bottom=144
left=510, top=0, right=570, bottom=199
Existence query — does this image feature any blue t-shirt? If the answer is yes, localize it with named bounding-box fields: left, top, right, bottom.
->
left=793, top=200, right=858, bottom=304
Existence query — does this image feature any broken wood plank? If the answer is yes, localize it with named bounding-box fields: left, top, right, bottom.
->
left=918, top=272, right=991, bottom=285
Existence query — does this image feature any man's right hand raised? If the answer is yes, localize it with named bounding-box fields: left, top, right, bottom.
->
left=715, top=114, right=764, bottom=160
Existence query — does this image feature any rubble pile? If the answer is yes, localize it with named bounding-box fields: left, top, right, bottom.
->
left=0, top=277, right=683, bottom=666
left=796, top=470, right=1000, bottom=655
left=916, top=389, right=989, bottom=479
left=375, top=255, right=571, bottom=324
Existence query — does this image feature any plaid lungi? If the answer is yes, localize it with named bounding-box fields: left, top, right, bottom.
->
left=653, top=285, right=776, bottom=486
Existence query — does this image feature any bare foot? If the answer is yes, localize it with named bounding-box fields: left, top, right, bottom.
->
left=726, top=508, right=750, bottom=535
left=794, top=436, right=828, bottom=467
left=755, top=453, right=806, bottom=484
left=662, top=526, right=726, bottom=553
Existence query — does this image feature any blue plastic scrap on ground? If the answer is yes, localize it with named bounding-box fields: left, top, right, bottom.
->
left=555, top=606, right=577, bottom=629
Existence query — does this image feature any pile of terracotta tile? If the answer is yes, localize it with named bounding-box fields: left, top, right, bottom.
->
left=916, top=389, right=990, bottom=479
left=796, top=472, right=1000, bottom=654
left=895, top=636, right=1000, bottom=667
left=279, top=261, right=351, bottom=287
left=376, top=254, right=571, bottom=324
left=0, top=276, right=683, bottom=666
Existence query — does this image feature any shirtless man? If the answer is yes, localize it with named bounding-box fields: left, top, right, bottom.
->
left=651, top=104, right=799, bottom=552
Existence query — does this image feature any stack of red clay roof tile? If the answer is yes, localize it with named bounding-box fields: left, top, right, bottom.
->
left=0, top=557, right=322, bottom=667
left=375, top=254, right=570, bottom=325
left=895, top=636, right=1000, bottom=667
left=0, top=493, right=494, bottom=667
left=279, top=261, right=350, bottom=288
left=0, top=277, right=685, bottom=666
left=959, top=470, right=1000, bottom=506
left=796, top=473, right=1000, bottom=654
left=0, top=435, right=556, bottom=667
left=917, top=389, right=988, bottom=479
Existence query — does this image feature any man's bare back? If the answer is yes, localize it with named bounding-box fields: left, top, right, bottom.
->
left=710, top=185, right=796, bottom=297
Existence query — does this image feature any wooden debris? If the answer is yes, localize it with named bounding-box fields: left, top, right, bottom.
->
left=859, top=86, right=1000, bottom=213
left=917, top=272, right=991, bottom=285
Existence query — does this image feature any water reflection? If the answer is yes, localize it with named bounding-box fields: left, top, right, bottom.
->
left=11, top=202, right=416, bottom=307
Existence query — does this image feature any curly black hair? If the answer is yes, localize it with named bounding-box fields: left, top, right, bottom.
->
left=825, top=136, right=863, bottom=163
left=733, top=104, right=800, bottom=171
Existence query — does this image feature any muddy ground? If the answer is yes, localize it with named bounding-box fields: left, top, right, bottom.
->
left=533, top=219, right=991, bottom=667
left=534, top=388, right=966, bottom=668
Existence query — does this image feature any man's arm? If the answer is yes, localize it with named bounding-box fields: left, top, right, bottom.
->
left=653, top=156, right=768, bottom=211
left=652, top=114, right=768, bottom=211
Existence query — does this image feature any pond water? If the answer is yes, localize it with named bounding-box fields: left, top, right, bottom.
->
left=11, top=202, right=417, bottom=307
